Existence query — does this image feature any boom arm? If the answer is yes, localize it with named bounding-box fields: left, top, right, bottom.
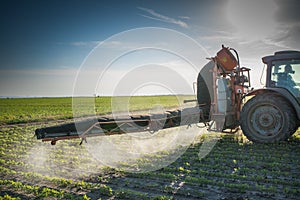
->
left=35, top=107, right=203, bottom=145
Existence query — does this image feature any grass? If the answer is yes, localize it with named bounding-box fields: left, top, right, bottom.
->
left=0, top=96, right=300, bottom=199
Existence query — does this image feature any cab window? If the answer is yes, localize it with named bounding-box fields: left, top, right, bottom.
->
left=271, top=60, right=300, bottom=100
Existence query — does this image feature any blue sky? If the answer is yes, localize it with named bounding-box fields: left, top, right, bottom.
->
left=0, top=0, right=299, bottom=97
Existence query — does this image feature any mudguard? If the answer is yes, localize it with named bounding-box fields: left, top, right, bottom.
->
left=245, top=88, right=300, bottom=120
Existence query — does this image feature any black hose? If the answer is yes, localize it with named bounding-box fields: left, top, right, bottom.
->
left=229, top=47, right=240, bottom=70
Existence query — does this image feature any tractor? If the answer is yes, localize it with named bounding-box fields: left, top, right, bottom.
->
left=240, top=50, right=300, bottom=142
left=35, top=45, right=300, bottom=144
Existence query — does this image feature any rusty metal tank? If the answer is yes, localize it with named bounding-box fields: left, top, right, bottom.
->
left=216, top=47, right=238, bottom=71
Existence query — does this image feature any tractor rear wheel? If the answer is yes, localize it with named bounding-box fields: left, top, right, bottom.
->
left=240, top=93, right=297, bottom=143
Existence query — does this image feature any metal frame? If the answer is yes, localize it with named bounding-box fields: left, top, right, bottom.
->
left=41, top=110, right=203, bottom=145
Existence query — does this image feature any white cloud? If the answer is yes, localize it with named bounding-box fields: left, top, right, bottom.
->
left=69, top=40, right=130, bottom=51
left=69, top=41, right=100, bottom=47
left=138, top=7, right=189, bottom=28
left=199, top=31, right=235, bottom=42
left=179, top=16, right=190, bottom=20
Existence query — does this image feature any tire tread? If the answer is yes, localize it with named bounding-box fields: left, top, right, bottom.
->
left=240, top=93, right=297, bottom=143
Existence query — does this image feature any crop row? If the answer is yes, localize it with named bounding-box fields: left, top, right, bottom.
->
left=1, top=119, right=300, bottom=199
left=0, top=167, right=173, bottom=200
left=0, top=179, right=93, bottom=200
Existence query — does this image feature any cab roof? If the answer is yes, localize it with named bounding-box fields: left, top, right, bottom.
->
left=262, top=50, right=300, bottom=64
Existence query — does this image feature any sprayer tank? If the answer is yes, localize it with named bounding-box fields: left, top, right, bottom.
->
left=217, top=78, right=232, bottom=113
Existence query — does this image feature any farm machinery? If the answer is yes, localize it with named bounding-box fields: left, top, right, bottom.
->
left=35, top=45, right=300, bottom=144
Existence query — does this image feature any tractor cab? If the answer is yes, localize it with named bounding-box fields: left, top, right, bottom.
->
left=263, top=51, right=300, bottom=103
left=270, top=60, right=300, bottom=100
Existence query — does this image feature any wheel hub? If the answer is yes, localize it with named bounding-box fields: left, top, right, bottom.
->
left=258, top=113, right=274, bottom=128
left=250, top=105, right=283, bottom=136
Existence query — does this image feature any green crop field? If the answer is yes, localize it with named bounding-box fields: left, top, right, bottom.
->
left=0, top=96, right=300, bottom=200
left=0, top=96, right=191, bottom=125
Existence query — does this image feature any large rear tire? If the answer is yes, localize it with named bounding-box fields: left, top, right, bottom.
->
left=240, top=93, right=297, bottom=143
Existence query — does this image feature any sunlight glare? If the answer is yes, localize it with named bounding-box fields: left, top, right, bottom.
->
left=226, top=0, right=278, bottom=41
